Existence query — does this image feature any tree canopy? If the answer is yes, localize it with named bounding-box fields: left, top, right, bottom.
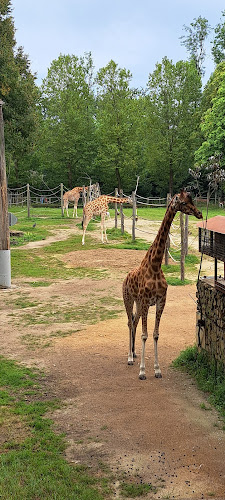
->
left=2, top=5, right=225, bottom=198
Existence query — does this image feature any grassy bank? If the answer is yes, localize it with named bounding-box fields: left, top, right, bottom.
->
left=0, top=356, right=109, bottom=499
left=172, top=346, right=225, bottom=425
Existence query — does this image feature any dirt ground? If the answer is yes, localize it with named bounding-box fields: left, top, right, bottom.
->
left=1, top=221, right=225, bottom=499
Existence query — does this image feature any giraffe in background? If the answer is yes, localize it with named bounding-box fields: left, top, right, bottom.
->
left=82, top=195, right=132, bottom=245
left=63, top=186, right=87, bottom=218
left=122, top=190, right=202, bottom=380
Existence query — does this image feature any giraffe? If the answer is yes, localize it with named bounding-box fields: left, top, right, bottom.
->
left=122, top=190, right=203, bottom=380
left=82, top=195, right=132, bottom=245
left=63, top=186, right=87, bottom=218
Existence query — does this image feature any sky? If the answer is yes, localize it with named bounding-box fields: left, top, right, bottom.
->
left=12, top=0, right=225, bottom=89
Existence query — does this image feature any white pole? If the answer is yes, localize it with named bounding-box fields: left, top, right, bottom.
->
left=0, top=250, right=11, bottom=288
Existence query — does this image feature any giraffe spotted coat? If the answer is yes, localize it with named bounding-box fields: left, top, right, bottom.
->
left=123, top=190, right=203, bottom=380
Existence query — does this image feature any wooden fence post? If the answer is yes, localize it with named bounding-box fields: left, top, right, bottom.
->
left=61, top=183, right=64, bottom=216
left=180, top=212, right=185, bottom=281
left=120, top=189, right=124, bottom=235
left=27, top=184, right=30, bottom=218
left=185, top=214, right=189, bottom=256
left=115, top=188, right=118, bottom=229
left=132, top=191, right=136, bottom=241
left=0, top=100, right=11, bottom=287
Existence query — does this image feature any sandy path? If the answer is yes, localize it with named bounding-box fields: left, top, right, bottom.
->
left=4, top=220, right=225, bottom=499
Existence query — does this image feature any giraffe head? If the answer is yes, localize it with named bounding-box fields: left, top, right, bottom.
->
left=173, top=189, right=203, bottom=219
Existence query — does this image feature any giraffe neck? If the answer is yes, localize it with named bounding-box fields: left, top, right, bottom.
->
left=105, top=196, right=128, bottom=204
left=147, top=202, right=177, bottom=267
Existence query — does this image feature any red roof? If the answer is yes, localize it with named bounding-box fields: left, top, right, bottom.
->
left=197, top=215, right=225, bottom=235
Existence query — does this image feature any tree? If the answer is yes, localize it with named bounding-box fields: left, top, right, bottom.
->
left=0, top=0, right=39, bottom=185
left=180, top=16, right=211, bottom=77
left=40, top=53, right=96, bottom=187
left=94, top=60, right=141, bottom=193
left=211, top=11, right=225, bottom=65
left=146, top=57, right=202, bottom=194
left=195, top=62, right=225, bottom=165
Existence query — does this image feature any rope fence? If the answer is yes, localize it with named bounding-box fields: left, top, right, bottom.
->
left=8, top=184, right=193, bottom=280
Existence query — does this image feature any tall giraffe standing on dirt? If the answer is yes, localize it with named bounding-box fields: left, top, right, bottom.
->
left=82, top=195, right=132, bottom=245
left=123, top=190, right=202, bottom=380
left=63, top=187, right=87, bottom=218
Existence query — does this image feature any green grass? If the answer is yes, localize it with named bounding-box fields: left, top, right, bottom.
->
left=19, top=297, right=123, bottom=328
left=0, top=356, right=108, bottom=499
left=11, top=248, right=108, bottom=281
left=172, top=346, right=225, bottom=421
left=106, top=228, right=149, bottom=250
left=165, top=277, right=192, bottom=286
left=120, top=481, right=156, bottom=497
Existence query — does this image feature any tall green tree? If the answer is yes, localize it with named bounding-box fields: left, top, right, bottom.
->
left=40, top=53, right=96, bottom=187
left=195, top=62, right=225, bottom=165
left=180, top=16, right=211, bottom=77
left=211, top=11, right=225, bottom=65
left=94, top=60, right=141, bottom=193
left=146, top=57, right=202, bottom=194
left=0, top=0, right=39, bottom=185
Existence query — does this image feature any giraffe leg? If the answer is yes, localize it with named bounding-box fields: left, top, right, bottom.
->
left=103, top=214, right=108, bottom=242
left=153, top=295, right=166, bottom=378
left=122, top=283, right=135, bottom=365
left=139, top=310, right=149, bottom=380
left=82, top=215, right=91, bottom=245
left=66, top=202, right=69, bottom=217
left=100, top=214, right=107, bottom=243
left=132, top=303, right=141, bottom=359
left=73, top=203, right=78, bottom=218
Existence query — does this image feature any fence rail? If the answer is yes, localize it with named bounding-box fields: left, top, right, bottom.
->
left=8, top=185, right=190, bottom=280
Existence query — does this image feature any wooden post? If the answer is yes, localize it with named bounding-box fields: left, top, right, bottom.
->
left=180, top=212, right=185, bottom=281
left=120, top=189, right=124, bottom=235
left=164, top=193, right=171, bottom=265
left=115, top=188, right=118, bottom=229
left=0, top=100, right=11, bottom=287
left=61, top=183, right=64, bottom=216
left=185, top=214, right=189, bottom=256
left=132, top=191, right=136, bottom=241
left=27, top=183, right=30, bottom=218
left=87, top=185, right=91, bottom=203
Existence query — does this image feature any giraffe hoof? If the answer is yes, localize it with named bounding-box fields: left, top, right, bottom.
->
left=155, top=372, right=162, bottom=379
left=128, top=361, right=134, bottom=365
left=139, top=374, right=146, bottom=380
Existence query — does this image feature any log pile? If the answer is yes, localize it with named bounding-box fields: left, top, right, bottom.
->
left=196, top=279, right=225, bottom=366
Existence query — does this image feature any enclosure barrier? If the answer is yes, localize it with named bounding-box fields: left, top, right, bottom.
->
left=7, top=184, right=190, bottom=280
left=197, top=279, right=225, bottom=367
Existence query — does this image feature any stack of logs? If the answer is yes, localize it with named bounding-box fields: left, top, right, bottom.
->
left=196, top=279, right=225, bottom=366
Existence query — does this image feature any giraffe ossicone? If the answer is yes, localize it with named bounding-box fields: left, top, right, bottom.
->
left=82, top=195, right=132, bottom=245
left=123, top=189, right=203, bottom=380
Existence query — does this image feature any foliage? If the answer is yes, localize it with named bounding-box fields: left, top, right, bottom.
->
left=0, top=0, right=40, bottom=186
left=146, top=58, right=202, bottom=194
left=39, top=53, right=97, bottom=188
left=211, top=10, right=225, bottom=65
left=180, top=16, right=211, bottom=77
left=172, top=346, right=225, bottom=420
left=195, top=63, right=225, bottom=169
left=94, top=60, right=141, bottom=193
